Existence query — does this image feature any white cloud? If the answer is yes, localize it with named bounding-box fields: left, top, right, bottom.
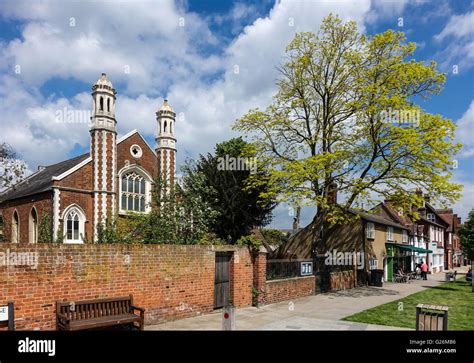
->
left=435, top=11, right=474, bottom=41
left=0, top=0, right=220, bottom=93
left=456, top=100, right=474, bottom=158
left=452, top=179, right=474, bottom=221
left=433, top=11, right=474, bottom=71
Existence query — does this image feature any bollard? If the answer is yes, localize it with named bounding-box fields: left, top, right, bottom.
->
left=222, top=305, right=235, bottom=330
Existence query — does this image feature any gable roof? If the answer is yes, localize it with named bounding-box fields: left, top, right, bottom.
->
left=421, top=202, right=450, bottom=227
left=117, top=129, right=157, bottom=156
left=0, top=153, right=89, bottom=203
left=348, top=209, right=410, bottom=230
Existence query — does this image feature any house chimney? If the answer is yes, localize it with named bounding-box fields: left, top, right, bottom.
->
left=424, top=194, right=431, bottom=204
left=327, top=182, right=337, bottom=205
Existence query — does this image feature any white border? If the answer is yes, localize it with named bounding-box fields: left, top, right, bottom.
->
left=52, top=156, right=92, bottom=181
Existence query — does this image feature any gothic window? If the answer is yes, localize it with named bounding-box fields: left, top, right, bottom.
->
left=29, top=207, right=38, bottom=243
left=100, top=96, right=104, bottom=111
left=63, top=206, right=85, bottom=244
left=12, top=210, right=19, bottom=243
left=164, top=121, right=167, bottom=133
left=170, top=121, right=173, bottom=134
left=107, top=98, right=110, bottom=112
left=120, top=171, right=148, bottom=213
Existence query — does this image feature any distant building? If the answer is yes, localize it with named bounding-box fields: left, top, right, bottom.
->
left=437, top=208, right=463, bottom=269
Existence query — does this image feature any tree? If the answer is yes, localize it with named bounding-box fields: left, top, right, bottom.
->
left=37, top=214, right=53, bottom=243
left=0, top=143, right=27, bottom=190
left=182, top=137, right=276, bottom=242
left=133, top=175, right=218, bottom=244
left=234, top=14, right=462, bottom=234
left=459, top=209, right=474, bottom=292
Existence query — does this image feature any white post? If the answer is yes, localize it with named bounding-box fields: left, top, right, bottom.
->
left=222, top=305, right=235, bottom=330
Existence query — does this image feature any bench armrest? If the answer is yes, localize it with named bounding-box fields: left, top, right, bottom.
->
left=57, top=312, right=70, bottom=325
left=131, top=305, right=145, bottom=316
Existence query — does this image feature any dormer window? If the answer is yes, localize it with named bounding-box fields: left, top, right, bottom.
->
left=427, top=213, right=435, bottom=222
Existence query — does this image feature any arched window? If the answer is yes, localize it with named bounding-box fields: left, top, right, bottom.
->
left=170, top=121, right=173, bottom=134
left=12, top=210, right=19, bottom=243
left=63, top=206, right=85, bottom=244
left=164, top=121, right=167, bottom=133
left=29, top=207, right=38, bottom=243
left=120, top=169, right=150, bottom=213
left=107, top=98, right=110, bottom=112
left=99, top=96, right=104, bottom=111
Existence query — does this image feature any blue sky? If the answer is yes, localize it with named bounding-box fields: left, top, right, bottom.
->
left=0, top=0, right=473, bottom=227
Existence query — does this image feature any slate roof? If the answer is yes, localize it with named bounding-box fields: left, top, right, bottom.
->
left=0, top=153, right=89, bottom=203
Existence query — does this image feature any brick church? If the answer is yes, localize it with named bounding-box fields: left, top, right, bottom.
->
left=0, top=73, right=177, bottom=243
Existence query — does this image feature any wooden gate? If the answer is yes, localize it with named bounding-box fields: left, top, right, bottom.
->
left=214, top=252, right=232, bottom=309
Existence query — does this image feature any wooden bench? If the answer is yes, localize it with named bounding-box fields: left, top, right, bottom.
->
left=56, top=295, right=145, bottom=331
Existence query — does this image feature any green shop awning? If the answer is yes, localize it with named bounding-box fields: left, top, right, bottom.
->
left=387, top=243, right=432, bottom=254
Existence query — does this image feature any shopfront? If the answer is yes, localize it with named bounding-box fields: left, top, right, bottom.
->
left=385, top=243, right=432, bottom=281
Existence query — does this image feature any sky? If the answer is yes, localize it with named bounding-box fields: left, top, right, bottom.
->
left=0, top=0, right=473, bottom=228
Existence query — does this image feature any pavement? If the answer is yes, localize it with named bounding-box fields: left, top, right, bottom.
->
left=146, top=270, right=458, bottom=331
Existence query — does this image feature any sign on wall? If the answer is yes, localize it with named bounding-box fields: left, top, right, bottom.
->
left=0, top=305, right=8, bottom=321
left=300, top=261, right=313, bottom=276
left=0, top=302, right=14, bottom=330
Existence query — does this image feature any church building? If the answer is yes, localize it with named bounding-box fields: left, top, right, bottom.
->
left=0, top=73, right=177, bottom=243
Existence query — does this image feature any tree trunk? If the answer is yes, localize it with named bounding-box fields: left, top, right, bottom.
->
left=472, top=260, right=473, bottom=292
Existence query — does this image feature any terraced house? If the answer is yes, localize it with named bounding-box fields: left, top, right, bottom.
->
left=0, top=74, right=177, bottom=244
left=279, top=191, right=454, bottom=283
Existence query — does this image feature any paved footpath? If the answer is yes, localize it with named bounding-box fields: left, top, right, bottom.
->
left=147, top=272, right=449, bottom=331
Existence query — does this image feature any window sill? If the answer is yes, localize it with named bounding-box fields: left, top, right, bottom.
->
left=118, top=210, right=149, bottom=215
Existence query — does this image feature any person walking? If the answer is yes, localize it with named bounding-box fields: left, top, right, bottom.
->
left=421, top=260, right=428, bottom=280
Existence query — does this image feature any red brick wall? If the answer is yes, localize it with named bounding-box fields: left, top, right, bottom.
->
left=264, top=276, right=316, bottom=305
left=0, top=244, right=253, bottom=330
left=329, top=270, right=356, bottom=291
left=252, top=252, right=267, bottom=305
left=59, top=160, right=93, bottom=190
left=228, top=248, right=253, bottom=307
left=0, top=193, right=52, bottom=244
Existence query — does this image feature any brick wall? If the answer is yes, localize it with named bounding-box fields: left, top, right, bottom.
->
left=0, top=244, right=253, bottom=330
left=329, top=270, right=356, bottom=291
left=264, top=276, right=316, bottom=305
left=252, top=252, right=266, bottom=305
left=0, top=193, right=52, bottom=244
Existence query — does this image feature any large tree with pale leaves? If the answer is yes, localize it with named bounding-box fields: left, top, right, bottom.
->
left=234, top=14, right=462, bottom=229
